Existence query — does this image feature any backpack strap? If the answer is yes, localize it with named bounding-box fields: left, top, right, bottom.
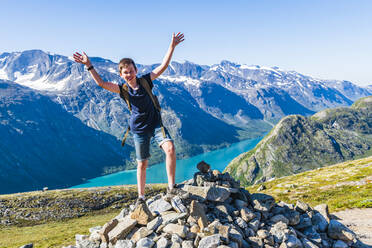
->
left=139, top=77, right=161, bottom=112
left=119, top=84, right=131, bottom=147
left=119, top=83, right=132, bottom=112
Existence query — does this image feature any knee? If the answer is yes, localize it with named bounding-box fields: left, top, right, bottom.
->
left=166, top=143, right=176, bottom=157
left=137, top=161, right=147, bottom=171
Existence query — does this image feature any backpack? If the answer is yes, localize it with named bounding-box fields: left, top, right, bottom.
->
left=118, top=77, right=166, bottom=147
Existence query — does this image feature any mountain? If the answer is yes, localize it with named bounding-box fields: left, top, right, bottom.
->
left=0, top=50, right=371, bottom=190
left=225, top=96, right=372, bottom=185
left=0, top=80, right=131, bottom=194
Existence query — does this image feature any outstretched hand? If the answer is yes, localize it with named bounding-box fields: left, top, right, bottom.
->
left=171, top=32, right=185, bottom=48
left=73, top=52, right=91, bottom=66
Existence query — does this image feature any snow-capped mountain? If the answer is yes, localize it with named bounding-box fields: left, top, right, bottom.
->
left=0, top=49, right=370, bottom=193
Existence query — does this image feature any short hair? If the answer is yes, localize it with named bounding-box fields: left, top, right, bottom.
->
left=118, top=58, right=137, bottom=73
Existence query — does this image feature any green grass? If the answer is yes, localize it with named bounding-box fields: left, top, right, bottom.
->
left=246, top=156, right=372, bottom=212
left=0, top=185, right=167, bottom=248
left=0, top=211, right=117, bottom=248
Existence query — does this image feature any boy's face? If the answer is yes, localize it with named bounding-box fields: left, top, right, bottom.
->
left=120, top=64, right=137, bottom=84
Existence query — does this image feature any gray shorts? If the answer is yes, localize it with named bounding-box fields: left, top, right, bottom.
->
left=132, top=125, right=173, bottom=161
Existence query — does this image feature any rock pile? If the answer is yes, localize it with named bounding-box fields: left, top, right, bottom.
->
left=66, top=161, right=359, bottom=248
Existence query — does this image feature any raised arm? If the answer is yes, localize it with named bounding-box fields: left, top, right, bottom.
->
left=73, top=52, right=120, bottom=94
left=150, top=32, right=185, bottom=81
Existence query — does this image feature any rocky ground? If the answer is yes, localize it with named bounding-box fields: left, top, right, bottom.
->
left=46, top=161, right=368, bottom=248
left=332, top=208, right=372, bottom=246
left=0, top=185, right=164, bottom=227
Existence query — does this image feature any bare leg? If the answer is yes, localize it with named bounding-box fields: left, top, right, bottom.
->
left=137, top=159, right=148, bottom=198
left=161, top=141, right=176, bottom=189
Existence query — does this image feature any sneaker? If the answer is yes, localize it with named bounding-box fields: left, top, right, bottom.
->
left=165, top=184, right=187, bottom=201
left=134, top=197, right=146, bottom=209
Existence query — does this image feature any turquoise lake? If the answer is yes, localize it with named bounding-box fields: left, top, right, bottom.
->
left=71, top=137, right=262, bottom=188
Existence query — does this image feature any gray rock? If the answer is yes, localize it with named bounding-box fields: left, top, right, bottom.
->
left=313, top=204, right=330, bottom=223
left=234, top=217, right=248, bottom=229
left=19, top=244, right=33, bottom=248
left=182, top=240, right=194, bottom=248
left=270, top=222, right=290, bottom=243
left=241, top=239, right=250, bottom=248
left=277, top=202, right=295, bottom=210
left=247, top=236, right=264, bottom=247
left=283, top=235, right=303, bottom=248
left=229, top=228, right=243, bottom=247
left=75, top=234, right=99, bottom=248
left=100, top=219, right=119, bottom=243
left=207, top=186, right=231, bottom=202
left=148, top=198, right=173, bottom=214
left=251, top=193, right=275, bottom=212
left=89, top=226, right=102, bottom=234
left=302, top=227, right=321, bottom=245
left=249, top=218, right=261, bottom=232
left=114, top=240, right=134, bottom=248
left=163, top=223, right=189, bottom=238
left=131, top=227, right=152, bottom=243
left=244, top=227, right=256, bottom=238
left=197, top=161, right=211, bottom=173
left=171, top=196, right=188, bottom=213
left=136, top=238, right=154, bottom=248
left=115, top=208, right=130, bottom=220
left=76, top=234, right=89, bottom=244
left=234, top=199, right=248, bottom=208
left=284, top=210, right=300, bottom=226
left=301, top=238, right=319, bottom=248
left=171, top=233, right=183, bottom=243
left=311, top=213, right=328, bottom=232
left=161, top=212, right=187, bottom=225
left=156, top=237, right=169, bottom=248
left=257, top=229, right=270, bottom=239
left=198, top=234, right=221, bottom=248
left=327, top=220, right=356, bottom=242
left=241, top=207, right=256, bottom=222
left=333, top=240, right=348, bottom=248
left=89, top=229, right=102, bottom=243
left=294, top=216, right=312, bottom=230
left=170, top=242, right=182, bottom=248
left=190, top=200, right=208, bottom=229
left=295, top=201, right=310, bottom=213
left=146, top=216, right=163, bottom=231
left=107, top=216, right=137, bottom=245
left=183, top=185, right=231, bottom=202
left=227, top=242, right=239, bottom=248
left=76, top=238, right=100, bottom=248
left=258, top=185, right=266, bottom=191
left=271, top=214, right=289, bottom=225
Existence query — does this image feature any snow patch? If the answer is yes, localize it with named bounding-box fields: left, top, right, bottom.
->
left=108, top=68, right=116, bottom=73
left=159, top=75, right=201, bottom=86
left=0, top=67, right=9, bottom=80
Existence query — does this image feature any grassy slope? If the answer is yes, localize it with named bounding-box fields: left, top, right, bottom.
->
left=0, top=156, right=371, bottom=247
left=0, top=185, right=167, bottom=248
left=247, top=156, right=372, bottom=212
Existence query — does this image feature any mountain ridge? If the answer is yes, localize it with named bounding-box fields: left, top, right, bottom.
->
left=225, top=96, right=372, bottom=185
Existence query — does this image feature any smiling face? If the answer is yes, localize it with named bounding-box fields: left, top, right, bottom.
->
left=120, top=63, right=138, bottom=84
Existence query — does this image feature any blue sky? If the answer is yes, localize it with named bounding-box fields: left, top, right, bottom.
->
left=1, top=0, right=371, bottom=85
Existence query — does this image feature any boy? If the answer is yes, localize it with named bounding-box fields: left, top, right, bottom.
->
left=73, top=32, right=185, bottom=205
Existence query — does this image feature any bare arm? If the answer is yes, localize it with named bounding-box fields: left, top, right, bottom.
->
left=150, top=32, right=185, bottom=81
left=73, top=52, right=120, bottom=94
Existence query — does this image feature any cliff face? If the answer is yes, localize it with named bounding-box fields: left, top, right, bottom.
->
left=225, top=96, right=372, bottom=185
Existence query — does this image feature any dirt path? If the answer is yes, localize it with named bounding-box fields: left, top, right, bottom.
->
left=332, top=208, right=372, bottom=247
